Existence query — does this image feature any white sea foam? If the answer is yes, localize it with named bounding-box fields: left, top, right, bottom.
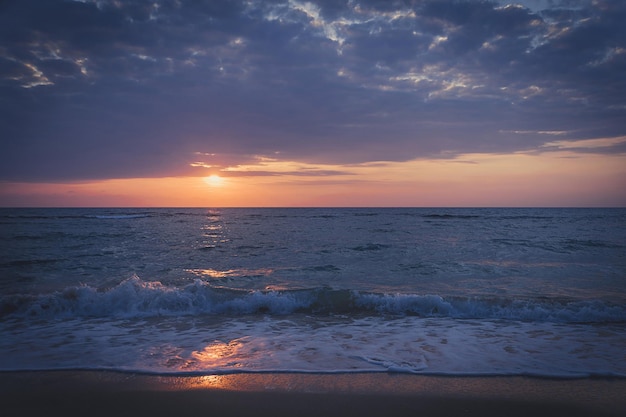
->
left=2, top=315, right=625, bottom=377
left=3, top=275, right=625, bottom=323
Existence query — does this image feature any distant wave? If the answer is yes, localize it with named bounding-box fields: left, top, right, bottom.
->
left=2, top=276, right=625, bottom=323
left=0, top=213, right=154, bottom=220
left=421, top=214, right=481, bottom=219
left=0, top=210, right=200, bottom=220
left=90, top=214, right=152, bottom=219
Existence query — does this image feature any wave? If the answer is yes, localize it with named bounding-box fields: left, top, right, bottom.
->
left=0, top=213, right=154, bottom=220
left=2, top=276, right=625, bottom=323
left=0, top=210, right=203, bottom=221
left=90, top=214, right=152, bottom=219
left=0, top=258, right=62, bottom=268
left=421, top=214, right=482, bottom=219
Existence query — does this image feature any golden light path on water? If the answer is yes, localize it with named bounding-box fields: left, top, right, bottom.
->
left=184, top=268, right=275, bottom=279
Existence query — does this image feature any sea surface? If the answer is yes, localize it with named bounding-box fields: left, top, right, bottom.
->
left=1, top=208, right=625, bottom=377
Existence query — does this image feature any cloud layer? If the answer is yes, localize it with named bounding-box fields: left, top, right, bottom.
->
left=1, top=0, right=625, bottom=181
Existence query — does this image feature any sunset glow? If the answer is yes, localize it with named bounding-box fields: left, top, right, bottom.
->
left=203, top=175, right=225, bottom=187
left=1, top=0, right=625, bottom=207
left=2, top=149, right=624, bottom=207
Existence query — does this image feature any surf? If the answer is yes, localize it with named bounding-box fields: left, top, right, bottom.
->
left=3, top=275, right=625, bottom=323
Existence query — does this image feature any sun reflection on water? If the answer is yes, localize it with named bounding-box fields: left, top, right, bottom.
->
left=191, top=339, right=246, bottom=366
left=166, top=374, right=242, bottom=391
left=184, top=268, right=275, bottom=279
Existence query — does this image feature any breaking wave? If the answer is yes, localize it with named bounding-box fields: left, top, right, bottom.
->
left=2, top=276, right=625, bottom=323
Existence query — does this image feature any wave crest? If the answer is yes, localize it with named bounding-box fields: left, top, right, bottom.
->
left=2, top=275, right=625, bottom=323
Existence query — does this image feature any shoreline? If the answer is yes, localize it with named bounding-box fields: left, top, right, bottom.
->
left=2, top=371, right=625, bottom=416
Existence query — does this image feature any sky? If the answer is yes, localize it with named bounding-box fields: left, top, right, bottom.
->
left=1, top=0, right=625, bottom=207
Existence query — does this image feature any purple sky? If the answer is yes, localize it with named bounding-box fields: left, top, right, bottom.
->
left=1, top=0, right=625, bottom=206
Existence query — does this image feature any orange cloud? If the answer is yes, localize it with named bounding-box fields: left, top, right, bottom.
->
left=1, top=151, right=624, bottom=207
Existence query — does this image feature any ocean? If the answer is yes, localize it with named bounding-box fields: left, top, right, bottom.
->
left=1, top=208, right=625, bottom=377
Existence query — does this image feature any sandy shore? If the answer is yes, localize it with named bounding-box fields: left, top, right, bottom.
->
left=1, top=371, right=625, bottom=416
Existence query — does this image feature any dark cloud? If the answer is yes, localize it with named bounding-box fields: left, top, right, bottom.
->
left=315, top=0, right=351, bottom=19
left=431, top=3, right=538, bottom=54
left=1, top=0, right=625, bottom=182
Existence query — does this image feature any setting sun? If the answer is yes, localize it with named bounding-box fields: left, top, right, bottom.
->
left=203, top=175, right=225, bottom=187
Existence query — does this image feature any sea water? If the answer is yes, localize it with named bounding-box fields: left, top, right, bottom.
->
left=1, top=208, right=625, bottom=377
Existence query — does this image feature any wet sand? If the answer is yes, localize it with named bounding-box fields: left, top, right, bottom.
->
left=1, top=371, right=625, bottom=417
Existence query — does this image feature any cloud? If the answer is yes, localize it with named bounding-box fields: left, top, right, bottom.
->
left=194, top=154, right=355, bottom=177
left=220, top=169, right=353, bottom=177
left=0, top=0, right=625, bottom=182
left=540, top=135, right=626, bottom=154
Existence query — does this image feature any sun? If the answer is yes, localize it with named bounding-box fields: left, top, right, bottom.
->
left=203, top=175, right=225, bottom=187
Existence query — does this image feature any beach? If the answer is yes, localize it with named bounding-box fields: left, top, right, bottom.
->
left=1, top=371, right=625, bottom=417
